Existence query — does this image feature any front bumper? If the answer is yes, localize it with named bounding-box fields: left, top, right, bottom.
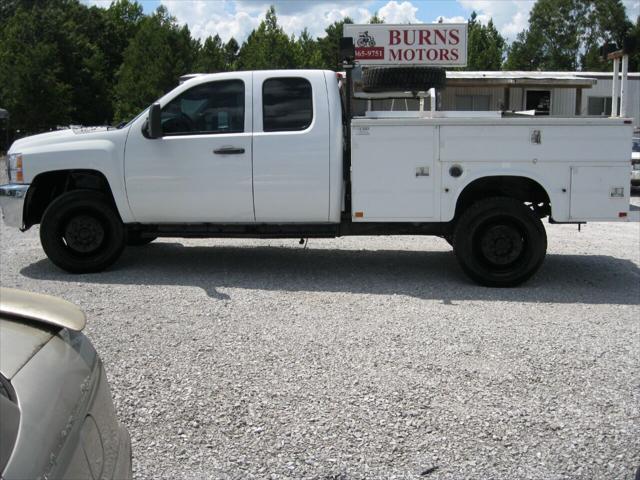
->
left=0, top=184, right=29, bottom=228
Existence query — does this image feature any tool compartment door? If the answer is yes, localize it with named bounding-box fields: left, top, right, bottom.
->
left=569, top=166, right=630, bottom=221
left=351, top=124, right=438, bottom=221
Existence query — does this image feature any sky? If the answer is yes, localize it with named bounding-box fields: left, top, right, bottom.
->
left=83, top=0, right=640, bottom=43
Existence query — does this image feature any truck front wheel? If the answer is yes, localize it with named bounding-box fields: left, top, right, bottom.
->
left=40, top=190, right=125, bottom=273
left=453, top=197, right=547, bottom=287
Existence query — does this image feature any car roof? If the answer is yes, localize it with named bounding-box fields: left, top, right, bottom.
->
left=0, top=288, right=86, bottom=332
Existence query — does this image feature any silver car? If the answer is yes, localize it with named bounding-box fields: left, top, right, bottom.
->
left=0, top=288, right=132, bottom=479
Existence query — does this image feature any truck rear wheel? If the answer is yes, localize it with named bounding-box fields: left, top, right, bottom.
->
left=453, top=197, right=547, bottom=287
left=40, top=190, right=125, bottom=273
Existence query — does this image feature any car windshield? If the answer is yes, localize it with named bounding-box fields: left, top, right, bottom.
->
left=632, top=137, right=640, bottom=152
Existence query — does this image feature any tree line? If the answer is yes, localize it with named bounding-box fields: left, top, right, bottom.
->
left=0, top=0, right=637, bottom=137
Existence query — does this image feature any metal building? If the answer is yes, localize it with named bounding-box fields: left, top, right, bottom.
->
left=362, top=71, right=640, bottom=126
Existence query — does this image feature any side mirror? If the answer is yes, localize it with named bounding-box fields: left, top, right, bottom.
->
left=147, top=103, right=162, bottom=139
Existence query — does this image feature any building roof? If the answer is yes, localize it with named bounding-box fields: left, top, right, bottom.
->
left=446, top=71, right=597, bottom=88
left=446, top=71, right=640, bottom=88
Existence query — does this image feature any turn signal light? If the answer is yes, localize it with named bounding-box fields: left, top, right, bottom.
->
left=15, top=155, right=23, bottom=183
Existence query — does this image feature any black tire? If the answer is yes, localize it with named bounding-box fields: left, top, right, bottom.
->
left=362, top=67, right=446, bottom=92
left=453, top=197, right=547, bottom=287
left=40, top=190, right=125, bottom=273
left=126, top=231, right=157, bottom=246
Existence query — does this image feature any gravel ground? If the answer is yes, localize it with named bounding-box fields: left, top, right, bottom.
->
left=1, top=160, right=639, bottom=479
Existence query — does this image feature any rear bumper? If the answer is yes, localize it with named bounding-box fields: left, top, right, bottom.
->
left=0, top=184, right=29, bottom=228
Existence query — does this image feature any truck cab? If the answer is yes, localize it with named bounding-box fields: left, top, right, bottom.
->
left=124, top=70, right=343, bottom=224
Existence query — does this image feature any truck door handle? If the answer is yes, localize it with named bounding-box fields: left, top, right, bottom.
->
left=213, top=147, right=245, bottom=155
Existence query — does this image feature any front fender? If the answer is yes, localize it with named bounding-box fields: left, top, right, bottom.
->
left=19, top=136, right=134, bottom=223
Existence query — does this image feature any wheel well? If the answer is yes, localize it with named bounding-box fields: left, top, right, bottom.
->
left=24, top=170, right=116, bottom=228
left=454, top=176, right=551, bottom=220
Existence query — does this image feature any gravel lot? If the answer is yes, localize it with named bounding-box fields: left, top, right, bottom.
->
left=1, top=160, right=639, bottom=479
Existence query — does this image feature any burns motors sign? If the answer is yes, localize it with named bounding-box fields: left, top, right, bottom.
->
left=343, top=23, right=468, bottom=67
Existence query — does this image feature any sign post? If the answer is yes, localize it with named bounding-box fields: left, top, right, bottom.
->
left=343, top=23, right=468, bottom=67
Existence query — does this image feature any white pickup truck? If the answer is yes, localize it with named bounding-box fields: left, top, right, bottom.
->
left=1, top=69, right=637, bottom=286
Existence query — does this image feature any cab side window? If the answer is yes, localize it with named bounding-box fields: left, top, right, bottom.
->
left=162, top=80, right=244, bottom=135
left=262, top=78, right=313, bottom=132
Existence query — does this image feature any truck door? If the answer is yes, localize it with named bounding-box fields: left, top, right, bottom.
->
left=252, top=71, right=330, bottom=222
left=124, top=73, right=254, bottom=223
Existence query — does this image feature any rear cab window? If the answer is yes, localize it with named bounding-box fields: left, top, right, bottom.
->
left=262, top=77, right=313, bottom=132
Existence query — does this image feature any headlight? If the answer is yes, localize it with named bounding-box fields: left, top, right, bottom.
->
left=7, top=153, right=23, bottom=183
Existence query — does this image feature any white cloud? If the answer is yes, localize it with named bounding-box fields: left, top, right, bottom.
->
left=379, top=1, right=419, bottom=24
left=81, top=0, right=113, bottom=6
left=434, top=15, right=467, bottom=24
left=457, top=0, right=535, bottom=40
left=81, top=0, right=639, bottom=44
left=161, top=1, right=261, bottom=42
left=457, top=0, right=637, bottom=41
left=159, top=1, right=378, bottom=43
left=623, top=0, right=639, bottom=17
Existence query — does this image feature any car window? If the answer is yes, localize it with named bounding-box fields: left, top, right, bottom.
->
left=262, top=77, right=313, bottom=132
left=161, top=80, right=244, bottom=136
left=632, top=138, right=640, bottom=152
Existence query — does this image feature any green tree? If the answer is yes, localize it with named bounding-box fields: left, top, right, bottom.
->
left=237, top=6, right=296, bottom=70
left=0, top=0, right=117, bottom=130
left=195, top=34, right=226, bottom=72
left=224, top=38, right=240, bottom=70
left=99, top=0, right=144, bottom=79
left=62, top=3, right=123, bottom=125
left=317, top=17, right=353, bottom=70
left=294, top=28, right=323, bottom=68
left=580, top=0, right=633, bottom=70
left=504, top=29, right=542, bottom=70
left=369, top=12, right=384, bottom=24
left=505, top=0, right=634, bottom=71
left=628, top=16, right=640, bottom=72
left=0, top=7, right=72, bottom=132
left=0, top=0, right=42, bottom=24
left=466, top=12, right=505, bottom=70
left=507, top=0, right=583, bottom=70
left=113, top=6, right=196, bottom=122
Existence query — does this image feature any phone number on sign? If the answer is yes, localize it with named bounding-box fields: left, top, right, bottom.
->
left=355, top=47, right=385, bottom=59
